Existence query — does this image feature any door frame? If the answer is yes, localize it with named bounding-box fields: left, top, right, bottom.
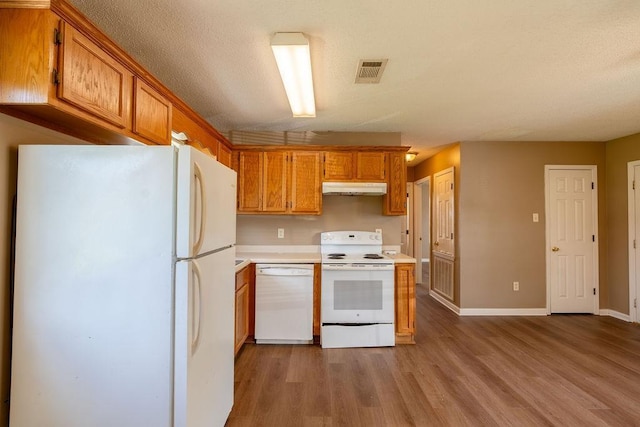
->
left=404, top=182, right=414, bottom=257
left=628, top=160, right=640, bottom=322
left=413, top=176, right=431, bottom=286
left=544, top=165, right=599, bottom=314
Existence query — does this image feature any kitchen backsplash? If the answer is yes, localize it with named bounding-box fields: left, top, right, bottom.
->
left=236, top=195, right=402, bottom=245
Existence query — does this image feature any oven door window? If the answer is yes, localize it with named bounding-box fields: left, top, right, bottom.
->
left=321, top=269, right=394, bottom=324
left=334, top=280, right=383, bottom=310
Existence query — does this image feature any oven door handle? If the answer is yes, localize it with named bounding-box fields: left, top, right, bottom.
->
left=322, top=264, right=395, bottom=271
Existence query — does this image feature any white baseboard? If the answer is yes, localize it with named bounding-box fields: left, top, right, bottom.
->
left=428, top=292, right=633, bottom=320
left=599, top=309, right=631, bottom=322
left=429, top=291, right=460, bottom=314
left=459, top=308, right=547, bottom=316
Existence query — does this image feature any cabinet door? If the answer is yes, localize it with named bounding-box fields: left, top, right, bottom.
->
left=217, top=142, right=233, bottom=168
left=395, top=263, right=416, bottom=343
left=133, top=78, right=172, bottom=145
left=383, top=152, right=407, bottom=215
left=290, top=151, right=321, bottom=214
left=237, top=152, right=262, bottom=213
left=323, top=152, right=354, bottom=181
left=356, top=152, right=386, bottom=181
left=58, top=21, right=132, bottom=128
left=234, top=282, right=249, bottom=355
left=262, top=151, right=288, bottom=212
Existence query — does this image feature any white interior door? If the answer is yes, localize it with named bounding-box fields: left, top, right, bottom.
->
left=545, top=166, right=598, bottom=314
left=628, top=162, right=640, bottom=322
left=433, top=167, right=454, bottom=256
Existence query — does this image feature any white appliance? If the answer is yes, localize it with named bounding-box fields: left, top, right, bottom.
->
left=11, top=144, right=237, bottom=427
left=320, top=231, right=395, bottom=349
left=255, top=264, right=314, bottom=344
left=322, top=181, right=387, bottom=196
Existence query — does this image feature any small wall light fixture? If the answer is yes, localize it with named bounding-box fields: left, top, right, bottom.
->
left=405, top=152, right=418, bottom=162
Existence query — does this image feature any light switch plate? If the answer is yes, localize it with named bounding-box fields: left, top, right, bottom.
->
left=532, top=213, right=539, bottom=223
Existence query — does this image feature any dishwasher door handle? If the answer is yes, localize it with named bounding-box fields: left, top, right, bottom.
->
left=257, top=267, right=313, bottom=277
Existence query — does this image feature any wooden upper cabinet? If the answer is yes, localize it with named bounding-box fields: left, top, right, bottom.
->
left=235, top=150, right=322, bottom=215
left=1, top=7, right=229, bottom=150
left=323, top=151, right=386, bottom=182
left=323, top=152, right=354, bottom=181
left=58, top=21, right=133, bottom=129
left=290, top=152, right=321, bottom=214
left=237, top=152, right=262, bottom=213
left=356, top=152, right=386, bottom=181
left=217, top=143, right=233, bottom=168
left=0, top=9, right=53, bottom=104
left=383, top=151, right=407, bottom=215
left=262, top=151, right=287, bottom=213
left=132, top=78, right=171, bottom=144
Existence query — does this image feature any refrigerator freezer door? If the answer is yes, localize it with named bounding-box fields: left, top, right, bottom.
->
left=174, top=248, right=235, bottom=427
left=176, top=145, right=237, bottom=258
left=12, top=145, right=175, bottom=427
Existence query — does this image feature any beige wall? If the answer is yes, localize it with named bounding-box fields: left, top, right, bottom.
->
left=605, top=133, right=640, bottom=314
left=0, top=113, right=87, bottom=425
left=237, top=196, right=403, bottom=246
left=458, top=141, right=606, bottom=309
left=412, top=144, right=461, bottom=305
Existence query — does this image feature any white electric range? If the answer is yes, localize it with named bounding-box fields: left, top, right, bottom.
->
left=320, top=231, right=395, bottom=348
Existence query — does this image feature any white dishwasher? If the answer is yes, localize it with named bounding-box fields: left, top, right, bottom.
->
left=255, top=264, right=314, bottom=344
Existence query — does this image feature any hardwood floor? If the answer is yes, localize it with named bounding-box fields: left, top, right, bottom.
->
left=226, top=285, right=640, bottom=426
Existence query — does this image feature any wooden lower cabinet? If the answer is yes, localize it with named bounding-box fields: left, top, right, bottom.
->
left=234, top=264, right=253, bottom=355
left=395, top=263, right=416, bottom=344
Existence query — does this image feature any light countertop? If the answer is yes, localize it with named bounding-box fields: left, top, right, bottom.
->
left=235, top=245, right=416, bottom=272
left=386, top=253, right=417, bottom=263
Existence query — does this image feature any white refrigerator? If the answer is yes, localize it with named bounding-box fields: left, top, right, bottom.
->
left=10, top=144, right=237, bottom=427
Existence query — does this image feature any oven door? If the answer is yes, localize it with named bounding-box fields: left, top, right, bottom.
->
left=321, top=264, right=394, bottom=324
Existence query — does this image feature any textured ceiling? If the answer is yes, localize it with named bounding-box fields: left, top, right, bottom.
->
left=68, top=0, right=640, bottom=162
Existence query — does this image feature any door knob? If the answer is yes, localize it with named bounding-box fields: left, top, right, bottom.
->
left=434, top=241, right=439, bottom=246
left=551, top=246, right=560, bottom=252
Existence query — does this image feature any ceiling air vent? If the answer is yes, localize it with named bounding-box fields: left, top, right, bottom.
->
left=355, top=59, right=388, bottom=84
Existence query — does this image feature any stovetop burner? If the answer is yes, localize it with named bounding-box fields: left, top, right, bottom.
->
left=364, top=254, right=384, bottom=259
left=328, top=254, right=345, bottom=259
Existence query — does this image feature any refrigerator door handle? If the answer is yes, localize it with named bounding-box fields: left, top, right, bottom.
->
left=192, top=162, right=206, bottom=255
left=191, top=260, right=203, bottom=355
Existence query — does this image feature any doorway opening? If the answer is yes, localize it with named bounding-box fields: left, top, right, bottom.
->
left=413, top=177, right=431, bottom=287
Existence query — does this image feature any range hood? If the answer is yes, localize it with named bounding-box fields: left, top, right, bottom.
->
left=322, top=182, right=387, bottom=196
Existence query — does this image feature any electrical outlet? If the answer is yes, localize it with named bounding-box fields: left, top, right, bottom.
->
left=532, top=213, right=539, bottom=223
left=513, top=281, right=520, bottom=291
left=277, top=228, right=284, bottom=239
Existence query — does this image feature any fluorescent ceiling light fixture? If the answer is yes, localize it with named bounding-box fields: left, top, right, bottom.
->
left=271, top=32, right=316, bottom=117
